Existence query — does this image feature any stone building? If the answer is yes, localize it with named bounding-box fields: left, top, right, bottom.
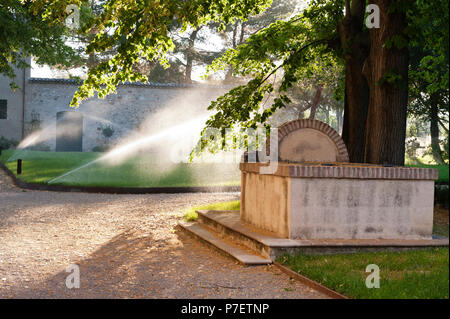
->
left=0, top=69, right=230, bottom=151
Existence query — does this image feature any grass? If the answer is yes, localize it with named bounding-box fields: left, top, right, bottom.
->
left=1, top=149, right=447, bottom=187
left=0, top=149, right=240, bottom=188
left=184, top=200, right=240, bottom=221
left=278, top=248, right=449, bottom=299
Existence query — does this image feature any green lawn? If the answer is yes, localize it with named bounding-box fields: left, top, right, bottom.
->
left=0, top=149, right=240, bottom=187
left=278, top=248, right=449, bottom=299
left=184, top=200, right=240, bottom=221
left=1, top=149, right=447, bottom=187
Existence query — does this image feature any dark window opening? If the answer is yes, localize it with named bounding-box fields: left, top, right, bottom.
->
left=0, top=100, right=7, bottom=119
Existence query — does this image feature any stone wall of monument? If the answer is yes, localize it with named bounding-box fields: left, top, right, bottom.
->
left=24, top=78, right=229, bottom=151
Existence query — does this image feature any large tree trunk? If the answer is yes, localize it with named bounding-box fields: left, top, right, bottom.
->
left=308, top=85, right=323, bottom=119
left=185, top=29, right=199, bottom=83
left=364, top=0, right=409, bottom=165
left=336, top=107, right=343, bottom=134
left=342, top=58, right=370, bottom=162
left=339, top=0, right=370, bottom=163
left=430, top=93, right=445, bottom=164
left=225, top=21, right=246, bottom=83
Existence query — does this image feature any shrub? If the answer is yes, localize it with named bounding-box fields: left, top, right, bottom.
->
left=92, top=145, right=109, bottom=152
left=28, top=143, right=51, bottom=152
left=101, top=125, right=115, bottom=138
left=0, top=136, right=18, bottom=151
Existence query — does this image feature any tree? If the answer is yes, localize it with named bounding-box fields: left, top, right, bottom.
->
left=4, top=0, right=447, bottom=166
left=268, top=56, right=344, bottom=131
left=221, top=0, right=298, bottom=83
left=408, top=0, right=449, bottom=164
left=362, top=0, right=409, bottom=165
left=203, top=0, right=411, bottom=165
left=170, top=24, right=223, bottom=83
left=0, top=0, right=80, bottom=87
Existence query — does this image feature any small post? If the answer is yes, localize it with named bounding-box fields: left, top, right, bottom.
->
left=17, top=159, right=22, bottom=175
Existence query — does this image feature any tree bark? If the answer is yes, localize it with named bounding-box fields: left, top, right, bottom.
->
left=336, top=107, right=343, bottom=134
left=185, top=29, right=199, bottom=83
left=363, top=0, right=409, bottom=165
left=430, top=93, right=445, bottom=164
left=308, top=85, right=323, bottom=119
left=339, top=0, right=370, bottom=163
left=225, top=21, right=245, bottom=83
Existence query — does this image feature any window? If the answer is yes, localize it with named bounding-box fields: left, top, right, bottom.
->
left=0, top=99, right=6, bottom=119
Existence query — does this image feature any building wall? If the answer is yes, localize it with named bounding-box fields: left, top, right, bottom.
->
left=0, top=66, right=30, bottom=142
left=23, top=79, right=229, bottom=151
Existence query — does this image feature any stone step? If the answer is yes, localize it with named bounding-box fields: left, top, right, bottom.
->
left=196, top=210, right=275, bottom=259
left=195, top=210, right=450, bottom=260
left=178, top=221, right=272, bottom=265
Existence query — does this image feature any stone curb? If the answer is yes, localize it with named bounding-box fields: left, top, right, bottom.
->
left=0, top=162, right=240, bottom=194
left=273, top=262, right=349, bottom=299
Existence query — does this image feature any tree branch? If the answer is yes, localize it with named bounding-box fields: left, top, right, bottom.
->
left=438, top=118, right=449, bottom=133
left=257, top=38, right=328, bottom=89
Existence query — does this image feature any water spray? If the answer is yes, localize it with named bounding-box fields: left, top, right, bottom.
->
left=47, top=117, right=208, bottom=184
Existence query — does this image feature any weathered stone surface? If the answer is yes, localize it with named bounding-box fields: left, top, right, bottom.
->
left=270, top=119, right=349, bottom=163
left=240, top=171, right=291, bottom=238
left=279, top=128, right=339, bottom=162
left=240, top=169, right=436, bottom=240
left=289, top=178, right=434, bottom=240
left=239, top=120, right=437, bottom=241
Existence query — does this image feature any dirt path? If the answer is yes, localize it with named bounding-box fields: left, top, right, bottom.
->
left=0, top=169, right=325, bottom=299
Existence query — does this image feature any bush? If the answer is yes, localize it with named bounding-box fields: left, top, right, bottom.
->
left=0, top=136, right=18, bottom=151
left=435, top=185, right=449, bottom=208
left=405, top=138, right=422, bottom=159
left=28, top=142, right=51, bottom=152
left=101, top=125, right=115, bottom=138
left=92, top=145, right=109, bottom=152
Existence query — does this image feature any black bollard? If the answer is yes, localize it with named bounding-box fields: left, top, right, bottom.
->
left=17, top=159, right=22, bottom=175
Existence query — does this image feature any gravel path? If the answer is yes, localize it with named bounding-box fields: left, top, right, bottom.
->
left=0, top=169, right=325, bottom=298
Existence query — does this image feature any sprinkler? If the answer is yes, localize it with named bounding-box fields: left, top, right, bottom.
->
left=17, top=159, right=22, bottom=175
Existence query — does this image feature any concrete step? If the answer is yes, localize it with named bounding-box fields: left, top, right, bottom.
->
left=196, top=210, right=275, bottom=259
left=195, top=210, right=450, bottom=260
left=178, top=221, right=272, bottom=265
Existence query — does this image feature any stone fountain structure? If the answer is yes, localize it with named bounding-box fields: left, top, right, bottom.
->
left=180, top=119, right=448, bottom=265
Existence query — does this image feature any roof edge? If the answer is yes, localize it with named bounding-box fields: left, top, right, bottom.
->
left=28, top=77, right=234, bottom=89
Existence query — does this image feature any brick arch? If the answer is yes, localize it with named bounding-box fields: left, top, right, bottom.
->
left=268, top=119, right=349, bottom=162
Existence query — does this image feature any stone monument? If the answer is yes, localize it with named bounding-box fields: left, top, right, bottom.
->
left=179, top=119, right=446, bottom=265
left=240, top=119, right=438, bottom=240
